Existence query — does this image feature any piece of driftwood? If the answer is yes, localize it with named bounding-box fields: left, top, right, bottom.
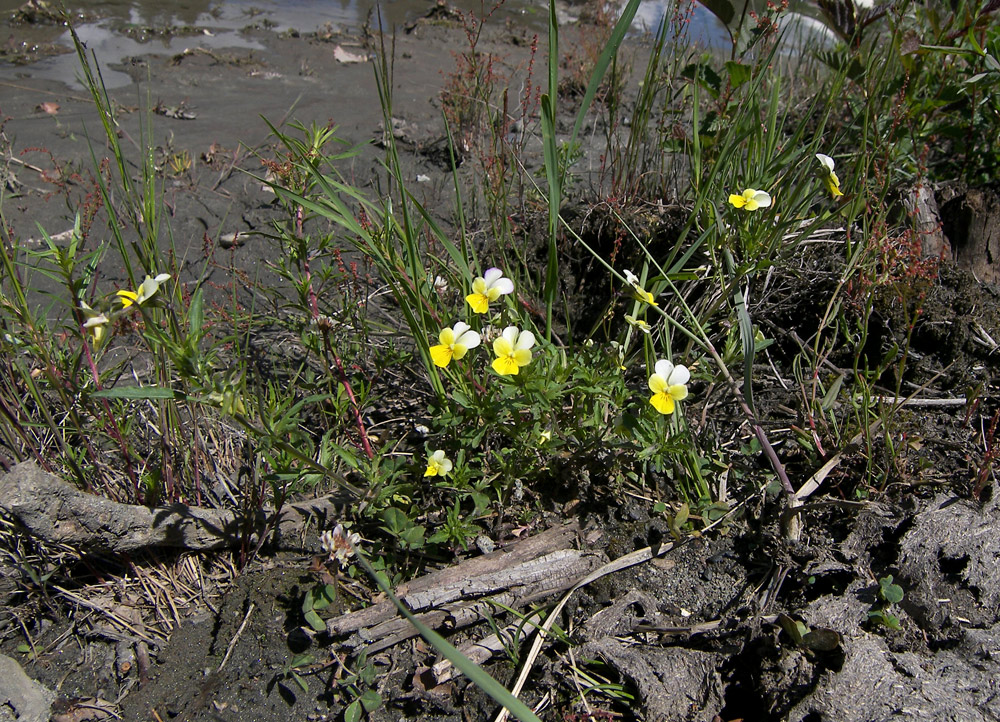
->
left=328, top=523, right=606, bottom=651
left=0, top=461, right=348, bottom=554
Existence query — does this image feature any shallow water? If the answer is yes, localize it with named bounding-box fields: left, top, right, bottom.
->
left=0, top=0, right=727, bottom=89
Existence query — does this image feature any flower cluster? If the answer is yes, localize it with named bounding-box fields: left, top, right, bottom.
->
left=430, top=266, right=535, bottom=377
left=320, top=523, right=361, bottom=569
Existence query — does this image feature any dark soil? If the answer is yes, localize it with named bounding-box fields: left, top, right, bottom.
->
left=2, top=6, right=1000, bottom=722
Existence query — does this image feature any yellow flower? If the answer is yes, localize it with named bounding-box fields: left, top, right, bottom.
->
left=491, top=326, right=535, bottom=376
left=80, top=301, right=109, bottom=344
left=624, top=314, right=652, bottom=333
left=429, top=322, right=481, bottom=368
left=466, top=267, right=514, bottom=314
left=728, top=188, right=772, bottom=211
left=815, top=153, right=844, bottom=198
left=424, top=450, right=453, bottom=477
left=623, top=269, right=658, bottom=307
left=539, top=430, right=552, bottom=444
left=117, top=273, right=171, bottom=308
left=648, top=359, right=690, bottom=415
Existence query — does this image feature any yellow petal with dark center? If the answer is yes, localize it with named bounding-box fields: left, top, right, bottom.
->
left=650, top=392, right=675, bottom=415
left=466, top=293, right=489, bottom=314
left=430, top=345, right=453, bottom=368
left=492, top=356, right=520, bottom=375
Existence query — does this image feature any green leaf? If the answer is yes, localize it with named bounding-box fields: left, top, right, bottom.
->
left=382, top=507, right=410, bottom=535
left=344, top=699, right=362, bottom=722
left=291, top=670, right=309, bottom=693
left=188, top=286, right=203, bottom=337
left=878, top=576, right=904, bottom=604
left=801, top=628, right=841, bottom=651
left=290, top=653, right=314, bottom=668
left=91, top=386, right=180, bottom=400
left=310, top=584, right=337, bottom=611
left=360, top=689, right=382, bottom=712
left=724, top=60, right=751, bottom=88
left=777, top=613, right=805, bottom=645
left=820, top=374, right=845, bottom=412
left=304, top=609, right=326, bottom=633
left=697, top=0, right=735, bottom=25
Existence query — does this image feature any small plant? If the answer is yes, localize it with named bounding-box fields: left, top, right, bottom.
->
left=335, top=648, right=382, bottom=722
left=868, top=575, right=905, bottom=630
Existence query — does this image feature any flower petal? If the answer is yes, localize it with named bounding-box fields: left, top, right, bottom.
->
left=654, top=359, right=674, bottom=379
left=439, top=327, right=457, bottom=345
left=512, top=348, right=532, bottom=367
left=752, top=190, right=772, bottom=208
left=430, top=344, right=453, bottom=367
left=667, top=364, right=690, bottom=386
left=650, top=392, right=675, bottom=415
left=483, top=267, right=503, bottom=285
left=729, top=194, right=747, bottom=208
left=648, top=373, right=668, bottom=394
left=493, top=356, right=520, bottom=375
left=455, top=329, right=481, bottom=349
left=493, top=336, right=513, bottom=357
left=669, top=384, right=689, bottom=401
left=492, top=277, right=514, bottom=295
left=117, top=290, right=138, bottom=308
left=816, top=153, right=835, bottom=172
left=515, top=330, right=535, bottom=351
left=466, top=293, right=490, bottom=314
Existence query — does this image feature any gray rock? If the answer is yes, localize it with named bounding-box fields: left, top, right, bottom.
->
left=0, top=653, right=54, bottom=722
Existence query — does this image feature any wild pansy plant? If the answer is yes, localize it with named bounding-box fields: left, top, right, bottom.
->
left=466, top=267, right=514, bottom=314
left=648, top=359, right=690, bottom=415
left=491, top=326, right=535, bottom=376
left=728, top=188, right=772, bottom=211
left=430, top=322, right=481, bottom=368
left=815, top=153, right=844, bottom=198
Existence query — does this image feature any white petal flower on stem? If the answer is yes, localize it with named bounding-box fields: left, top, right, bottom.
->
left=424, top=449, right=453, bottom=477
left=466, top=267, right=514, bottom=314
left=815, top=153, right=844, bottom=198
left=728, top=188, right=772, bottom=211
left=430, top=322, right=481, bottom=368
left=491, top=326, right=535, bottom=376
left=117, top=272, right=171, bottom=308
left=648, top=359, right=691, bottom=415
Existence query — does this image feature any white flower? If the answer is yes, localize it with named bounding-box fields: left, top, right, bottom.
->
left=815, top=153, right=844, bottom=198
left=320, top=523, right=361, bottom=568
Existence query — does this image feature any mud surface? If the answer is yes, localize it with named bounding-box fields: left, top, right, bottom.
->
left=2, top=4, right=1000, bottom=722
